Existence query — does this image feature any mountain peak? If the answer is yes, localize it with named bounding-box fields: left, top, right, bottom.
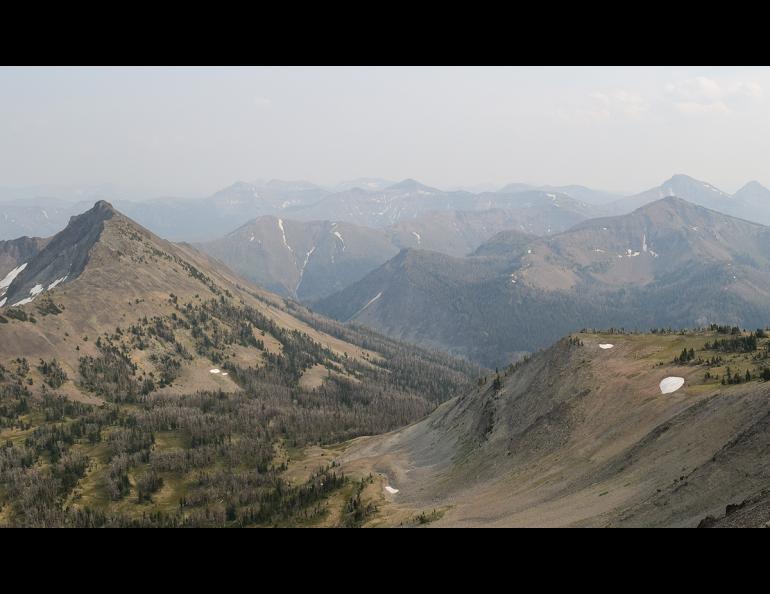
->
left=92, top=199, right=116, bottom=213
left=387, top=179, right=432, bottom=192
left=665, top=173, right=698, bottom=184
left=638, top=195, right=710, bottom=217
left=737, top=180, right=769, bottom=194
left=661, top=174, right=729, bottom=198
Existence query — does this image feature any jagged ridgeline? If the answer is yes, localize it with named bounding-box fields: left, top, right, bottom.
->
left=0, top=201, right=475, bottom=527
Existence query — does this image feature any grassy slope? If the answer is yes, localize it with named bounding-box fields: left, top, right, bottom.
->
left=333, top=328, right=770, bottom=527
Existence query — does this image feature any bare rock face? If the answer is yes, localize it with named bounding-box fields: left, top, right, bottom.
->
left=1, top=201, right=116, bottom=306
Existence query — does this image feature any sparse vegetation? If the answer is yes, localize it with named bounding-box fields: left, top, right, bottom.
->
left=37, top=359, right=67, bottom=389
left=0, top=286, right=472, bottom=527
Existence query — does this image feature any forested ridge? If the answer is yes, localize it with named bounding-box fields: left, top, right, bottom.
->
left=0, top=289, right=475, bottom=527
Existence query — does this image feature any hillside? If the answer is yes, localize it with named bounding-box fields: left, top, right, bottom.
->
left=316, top=197, right=770, bottom=366
left=0, top=201, right=474, bottom=527
left=198, top=216, right=400, bottom=301
left=331, top=328, right=770, bottom=527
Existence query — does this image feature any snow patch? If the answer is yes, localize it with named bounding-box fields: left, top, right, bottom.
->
left=333, top=231, right=346, bottom=251
left=385, top=486, right=399, bottom=494
left=0, top=298, right=5, bottom=307
left=659, top=376, right=685, bottom=394
left=352, top=291, right=382, bottom=319
left=599, top=344, right=614, bottom=349
left=209, top=369, right=221, bottom=374
left=47, top=276, right=67, bottom=290
left=277, top=218, right=293, bottom=254
left=29, top=284, right=44, bottom=296
left=295, top=246, right=316, bottom=294
left=619, top=249, right=641, bottom=258
left=0, top=263, right=27, bottom=291
left=412, top=231, right=422, bottom=245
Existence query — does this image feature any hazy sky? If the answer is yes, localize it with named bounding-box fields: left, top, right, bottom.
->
left=2, top=66, right=770, bottom=197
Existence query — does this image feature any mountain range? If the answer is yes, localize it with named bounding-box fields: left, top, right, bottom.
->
left=4, top=197, right=770, bottom=527
left=197, top=201, right=594, bottom=302
left=4, top=175, right=770, bottom=247
left=315, top=197, right=770, bottom=366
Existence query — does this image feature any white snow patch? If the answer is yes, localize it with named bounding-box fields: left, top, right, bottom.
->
left=352, top=291, right=382, bottom=319
left=599, top=344, right=614, bottom=349
left=619, top=249, right=641, bottom=258
left=527, top=249, right=532, bottom=254
left=593, top=248, right=605, bottom=253
left=249, top=235, right=255, bottom=242
left=0, top=263, right=27, bottom=290
left=277, top=218, right=293, bottom=254
left=0, top=298, right=5, bottom=307
left=412, top=231, right=422, bottom=245
left=333, top=231, right=346, bottom=251
left=295, top=246, right=316, bottom=294
left=29, top=284, right=44, bottom=296
left=209, top=369, right=221, bottom=374
left=384, top=486, right=399, bottom=494
left=12, top=297, right=35, bottom=306
left=47, top=276, right=67, bottom=290
left=659, top=376, right=685, bottom=394
left=642, top=233, right=648, bottom=253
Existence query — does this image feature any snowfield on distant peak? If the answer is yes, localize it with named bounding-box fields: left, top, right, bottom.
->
left=599, top=344, right=614, bottom=349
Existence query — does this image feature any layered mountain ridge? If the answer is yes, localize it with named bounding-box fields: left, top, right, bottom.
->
left=316, top=197, right=770, bottom=366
